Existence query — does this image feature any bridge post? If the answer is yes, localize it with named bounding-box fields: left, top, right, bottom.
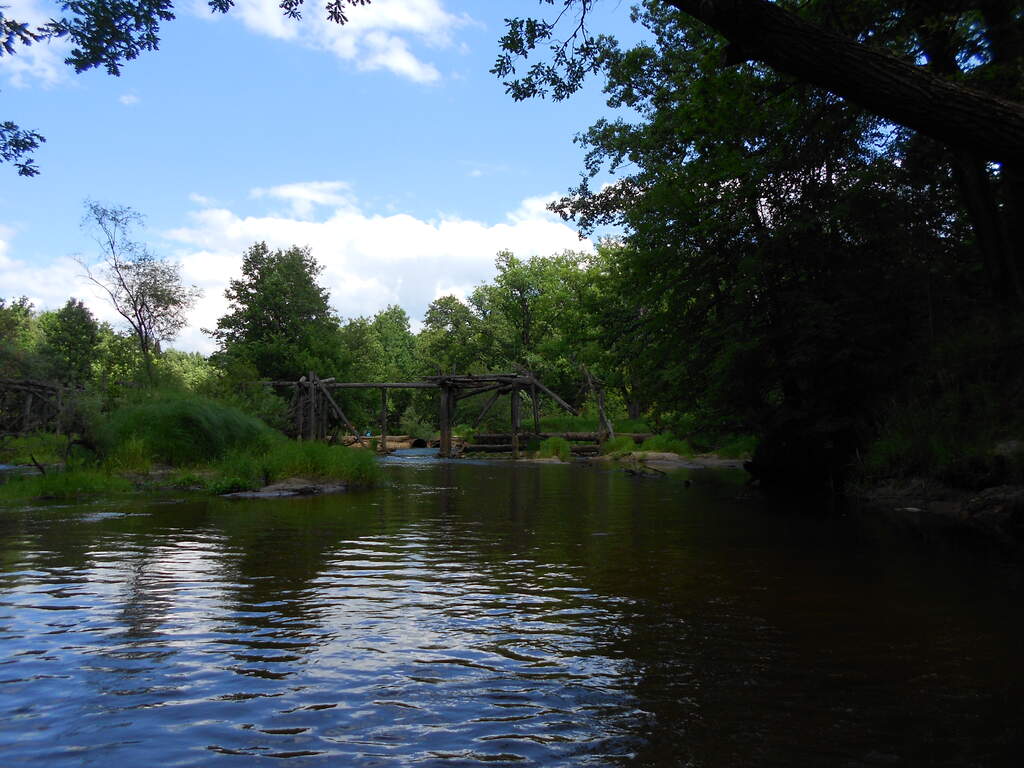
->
left=380, top=388, right=388, bottom=453
left=511, top=385, right=520, bottom=459
left=439, top=382, right=451, bottom=458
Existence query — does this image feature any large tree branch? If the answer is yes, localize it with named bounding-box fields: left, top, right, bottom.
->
left=664, top=0, right=1024, bottom=164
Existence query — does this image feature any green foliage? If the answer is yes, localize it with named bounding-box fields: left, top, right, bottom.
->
left=715, top=434, right=758, bottom=460
left=602, top=436, right=637, bottom=455
left=856, top=316, right=1024, bottom=489
left=538, top=436, right=571, bottom=461
left=210, top=242, right=341, bottom=381
left=453, top=424, right=477, bottom=442
left=208, top=441, right=379, bottom=492
left=0, top=469, right=131, bottom=502
left=81, top=202, right=200, bottom=382
left=400, top=406, right=435, bottom=439
left=639, top=434, right=693, bottom=457
left=103, top=435, right=152, bottom=474
left=0, top=432, right=67, bottom=466
left=154, top=349, right=219, bottom=391
left=94, top=395, right=277, bottom=467
left=38, top=299, right=99, bottom=385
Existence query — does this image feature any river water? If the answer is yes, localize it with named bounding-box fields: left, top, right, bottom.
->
left=1, top=453, right=1021, bottom=766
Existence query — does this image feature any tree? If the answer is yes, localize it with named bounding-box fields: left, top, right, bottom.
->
left=535, top=1, right=980, bottom=487
left=79, top=201, right=200, bottom=382
left=208, top=242, right=341, bottom=380
left=497, top=0, right=1024, bottom=163
left=39, top=298, right=99, bottom=386
left=0, top=0, right=370, bottom=175
left=496, top=0, right=1024, bottom=304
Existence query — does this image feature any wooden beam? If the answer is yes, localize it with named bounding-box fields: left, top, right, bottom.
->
left=531, top=384, right=541, bottom=434
left=380, top=388, right=388, bottom=454
left=529, top=377, right=577, bottom=415
left=439, top=383, right=451, bottom=458
left=455, top=383, right=505, bottom=401
left=319, top=384, right=367, bottom=447
left=511, top=386, right=521, bottom=459
left=473, top=386, right=509, bottom=429
left=327, top=382, right=438, bottom=389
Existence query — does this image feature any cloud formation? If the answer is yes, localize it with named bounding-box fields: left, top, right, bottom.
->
left=165, top=183, right=591, bottom=351
left=227, top=0, right=468, bottom=83
left=1, top=186, right=591, bottom=354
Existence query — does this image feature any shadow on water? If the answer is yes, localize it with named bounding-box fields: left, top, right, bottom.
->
left=0, top=455, right=1021, bottom=766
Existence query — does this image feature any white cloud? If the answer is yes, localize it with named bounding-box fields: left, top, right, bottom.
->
left=226, top=0, right=468, bottom=83
left=0, top=0, right=70, bottom=87
left=250, top=180, right=358, bottom=219
left=2, top=186, right=590, bottom=355
left=0, top=225, right=124, bottom=326
left=119, top=93, right=140, bottom=106
left=164, top=184, right=591, bottom=352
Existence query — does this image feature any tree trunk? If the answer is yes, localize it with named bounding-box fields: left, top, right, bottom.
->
left=665, top=0, right=1024, bottom=165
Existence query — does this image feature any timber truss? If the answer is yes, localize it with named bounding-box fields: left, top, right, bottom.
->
left=268, top=372, right=577, bottom=458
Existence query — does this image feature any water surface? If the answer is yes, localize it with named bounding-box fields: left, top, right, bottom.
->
left=1, top=457, right=1021, bottom=766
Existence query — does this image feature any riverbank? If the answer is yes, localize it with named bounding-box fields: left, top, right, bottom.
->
left=849, top=478, right=1024, bottom=556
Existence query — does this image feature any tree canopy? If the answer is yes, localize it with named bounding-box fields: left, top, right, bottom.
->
left=208, top=242, right=342, bottom=381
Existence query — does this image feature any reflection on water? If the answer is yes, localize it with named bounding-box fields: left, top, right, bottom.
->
left=0, top=459, right=1021, bottom=766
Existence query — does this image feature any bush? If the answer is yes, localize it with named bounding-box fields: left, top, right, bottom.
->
left=538, top=436, right=571, bottom=461
left=94, top=395, right=277, bottom=467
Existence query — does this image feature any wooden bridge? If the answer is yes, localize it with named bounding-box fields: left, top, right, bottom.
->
left=269, top=371, right=581, bottom=458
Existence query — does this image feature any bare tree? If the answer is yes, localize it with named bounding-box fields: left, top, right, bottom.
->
left=78, top=201, right=200, bottom=382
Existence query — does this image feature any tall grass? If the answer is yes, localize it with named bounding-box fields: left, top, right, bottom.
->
left=602, top=436, right=637, bottom=455
left=0, top=470, right=131, bottom=501
left=537, top=436, right=571, bottom=461
left=0, top=433, right=68, bottom=466
left=95, top=395, right=277, bottom=467
left=639, top=434, right=694, bottom=456
left=208, top=441, right=379, bottom=493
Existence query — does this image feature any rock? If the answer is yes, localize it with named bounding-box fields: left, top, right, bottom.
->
left=223, top=477, right=348, bottom=499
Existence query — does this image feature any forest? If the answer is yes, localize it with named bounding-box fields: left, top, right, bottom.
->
left=2, top=0, right=1024, bottom=498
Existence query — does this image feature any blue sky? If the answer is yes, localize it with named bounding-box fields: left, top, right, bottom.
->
left=0, top=0, right=640, bottom=351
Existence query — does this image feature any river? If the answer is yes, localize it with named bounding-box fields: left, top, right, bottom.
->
left=1, top=452, right=1021, bottom=766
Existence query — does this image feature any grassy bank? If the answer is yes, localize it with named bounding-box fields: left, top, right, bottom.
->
left=0, top=470, right=133, bottom=501
left=0, top=395, right=379, bottom=502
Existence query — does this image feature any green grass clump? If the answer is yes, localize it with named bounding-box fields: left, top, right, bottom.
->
left=0, top=469, right=131, bottom=501
left=639, top=434, right=694, bottom=456
left=0, top=432, right=68, bottom=466
left=209, top=440, right=380, bottom=493
left=538, top=436, right=571, bottom=461
left=95, top=395, right=277, bottom=467
left=602, top=436, right=637, bottom=455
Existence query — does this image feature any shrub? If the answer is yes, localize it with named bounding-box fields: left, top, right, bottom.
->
left=95, top=395, right=277, bottom=466
left=538, top=436, right=571, bottom=461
